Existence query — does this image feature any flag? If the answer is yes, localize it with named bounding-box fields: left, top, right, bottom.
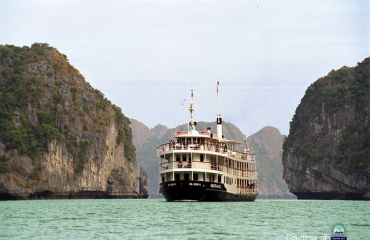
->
left=217, top=81, right=219, bottom=94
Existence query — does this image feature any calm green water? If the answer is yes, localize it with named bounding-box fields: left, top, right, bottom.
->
left=0, top=199, right=369, bottom=240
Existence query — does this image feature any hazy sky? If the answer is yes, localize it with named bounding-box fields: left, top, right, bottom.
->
left=1, top=0, right=369, bottom=135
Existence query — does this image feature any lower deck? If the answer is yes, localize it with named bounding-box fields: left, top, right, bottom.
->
left=160, top=170, right=257, bottom=195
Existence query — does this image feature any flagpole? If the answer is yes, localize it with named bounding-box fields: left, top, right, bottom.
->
left=216, top=81, right=223, bottom=140
left=217, top=81, right=220, bottom=118
left=188, top=89, right=195, bottom=132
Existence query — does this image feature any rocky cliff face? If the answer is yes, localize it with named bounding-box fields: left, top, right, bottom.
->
left=139, top=167, right=149, bottom=198
left=248, top=127, right=295, bottom=198
left=283, top=57, right=370, bottom=200
left=130, top=119, right=161, bottom=197
left=131, top=119, right=293, bottom=198
left=151, top=124, right=168, bottom=139
left=0, top=43, right=139, bottom=199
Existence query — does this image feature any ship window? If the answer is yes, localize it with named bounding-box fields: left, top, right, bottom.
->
left=162, top=175, right=165, bottom=182
left=200, top=154, right=204, bottom=162
left=182, top=155, right=186, bottom=162
left=184, top=174, right=189, bottom=181
left=176, top=155, right=180, bottom=162
left=175, top=174, right=180, bottom=181
left=193, top=173, right=198, bottom=181
left=188, top=154, right=192, bottom=162
left=218, top=175, right=221, bottom=183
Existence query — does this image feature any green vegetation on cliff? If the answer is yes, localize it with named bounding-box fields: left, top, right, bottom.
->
left=285, top=57, right=369, bottom=169
left=0, top=44, right=61, bottom=160
left=0, top=43, right=135, bottom=176
left=283, top=57, right=370, bottom=198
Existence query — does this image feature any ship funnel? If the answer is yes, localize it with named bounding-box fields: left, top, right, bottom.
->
left=217, top=116, right=222, bottom=140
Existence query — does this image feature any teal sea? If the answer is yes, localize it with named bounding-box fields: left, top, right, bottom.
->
left=0, top=199, right=369, bottom=240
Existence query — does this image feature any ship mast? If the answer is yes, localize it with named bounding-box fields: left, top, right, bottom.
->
left=216, top=81, right=223, bottom=140
left=243, top=138, right=250, bottom=153
left=188, top=89, right=195, bottom=132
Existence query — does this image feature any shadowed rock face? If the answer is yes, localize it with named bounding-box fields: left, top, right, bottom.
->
left=139, top=167, right=149, bottom=198
left=131, top=119, right=294, bottom=198
left=248, top=127, right=295, bottom=199
left=283, top=57, right=370, bottom=200
left=0, top=43, right=140, bottom=199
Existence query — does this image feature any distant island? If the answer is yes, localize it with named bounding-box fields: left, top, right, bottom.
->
left=283, top=56, right=370, bottom=200
left=131, top=119, right=295, bottom=199
left=0, top=43, right=148, bottom=200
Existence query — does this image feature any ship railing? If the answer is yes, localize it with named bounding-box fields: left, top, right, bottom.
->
left=240, top=171, right=257, bottom=178
left=160, top=161, right=257, bottom=177
left=160, top=161, right=217, bottom=171
left=157, top=143, right=254, bottom=161
left=175, top=162, right=192, bottom=168
left=236, top=186, right=258, bottom=194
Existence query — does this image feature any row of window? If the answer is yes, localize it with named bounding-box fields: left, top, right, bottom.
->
left=176, top=137, right=206, bottom=145
left=162, top=173, right=255, bottom=187
left=237, top=179, right=257, bottom=188
left=175, top=154, right=196, bottom=162
left=224, top=176, right=233, bottom=185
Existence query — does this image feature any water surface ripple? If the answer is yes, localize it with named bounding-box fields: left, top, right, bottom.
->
left=0, top=199, right=369, bottom=239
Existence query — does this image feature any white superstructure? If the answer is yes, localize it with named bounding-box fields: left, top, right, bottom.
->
left=157, top=83, right=258, bottom=201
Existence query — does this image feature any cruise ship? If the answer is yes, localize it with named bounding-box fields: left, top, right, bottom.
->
left=157, top=83, right=258, bottom=201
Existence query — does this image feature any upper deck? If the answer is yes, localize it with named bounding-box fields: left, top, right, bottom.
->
left=157, top=131, right=255, bottom=162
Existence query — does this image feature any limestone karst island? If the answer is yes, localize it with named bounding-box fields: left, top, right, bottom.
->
left=0, top=43, right=148, bottom=200
left=0, top=43, right=368, bottom=201
left=1, top=1, right=369, bottom=239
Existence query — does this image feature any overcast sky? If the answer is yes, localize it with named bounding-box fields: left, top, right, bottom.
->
left=1, top=0, right=369, bottom=135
